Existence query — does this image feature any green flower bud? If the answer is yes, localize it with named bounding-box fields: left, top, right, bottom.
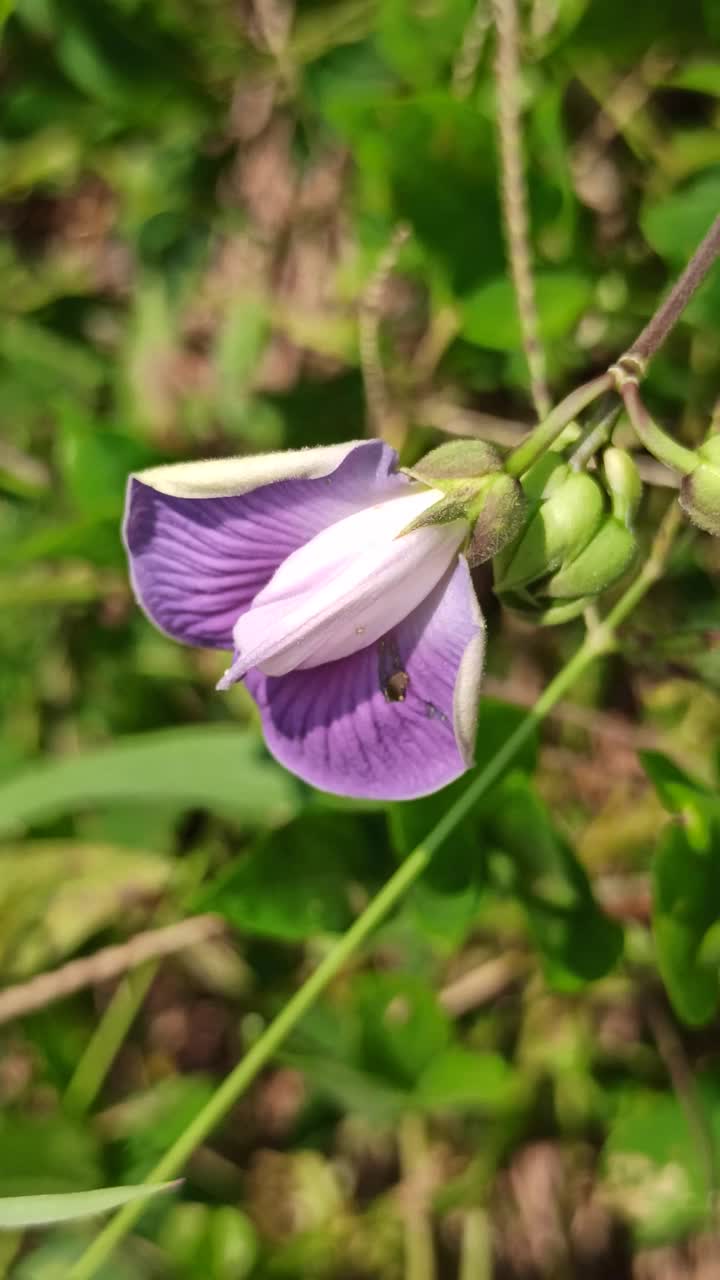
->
left=679, top=435, right=720, bottom=535
left=604, top=447, right=642, bottom=528
left=495, top=450, right=638, bottom=624
left=494, top=467, right=604, bottom=592
left=544, top=516, right=636, bottom=598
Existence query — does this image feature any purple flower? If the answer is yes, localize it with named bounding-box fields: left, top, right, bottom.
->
left=123, top=439, right=485, bottom=800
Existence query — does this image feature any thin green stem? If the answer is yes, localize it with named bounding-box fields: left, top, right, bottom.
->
left=569, top=398, right=622, bottom=471
left=504, top=372, right=613, bottom=478
left=459, top=1208, right=493, bottom=1280
left=398, top=1112, right=436, bottom=1280
left=69, top=508, right=682, bottom=1280
left=620, top=380, right=697, bottom=476
left=64, top=965, right=157, bottom=1117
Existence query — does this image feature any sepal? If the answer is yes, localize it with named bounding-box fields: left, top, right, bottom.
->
left=679, top=435, right=720, bottom=536
left=405, top=440, right=503, bottom=489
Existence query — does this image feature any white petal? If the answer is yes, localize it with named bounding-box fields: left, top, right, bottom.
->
left=451, top=557, right=486, bottom=765
left=132, top=441, right=367, bottom=499
left=222, top=486, right=466, bottom=681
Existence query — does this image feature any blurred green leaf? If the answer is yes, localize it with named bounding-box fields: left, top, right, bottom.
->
left=377, top=0, right=473, bottom=87
left=57, top=409, right=158, bottom=516
left=0, top=1181, right=177, bottom=1229
left=642, top=171, right=720, bottom=267
left=202, top=813, right=383, bottom=941
left=460, top=272, right=592, bottom=351
left=0, top=1113, right=100, bottom=1196
left=355, top=973, right=451, bottom=1089
left=602, top=1076, right=720, bottom=1244
left=0, top=726, right=299, bottom=837
left=485, top=775, right=623, bottom=988
left=653, top=820, right=720, bottom=1025
left=0, top=841, right=170, bottom=976
left=416, top=1047, right=522, bottom=1113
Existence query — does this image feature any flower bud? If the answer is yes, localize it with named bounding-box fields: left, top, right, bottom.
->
left=495, top=452, right=638, bottom=623
left=494, top=466, right=604, bottom=592
left=679, top=435, right=720, bottom=535
left=543, top=516, right=636, bottom=598
left=604, top=447, right=642, bottom=528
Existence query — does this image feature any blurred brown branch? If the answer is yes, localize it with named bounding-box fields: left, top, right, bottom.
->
left=0, top=915, right=225, bottom=1026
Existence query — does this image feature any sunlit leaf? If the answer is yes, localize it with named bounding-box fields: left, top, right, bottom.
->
left=0, top=1181, right=178, bottom=1229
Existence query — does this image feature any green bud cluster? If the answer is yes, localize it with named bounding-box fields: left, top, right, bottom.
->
left=405, top=436, right=642, bottom=623
left=494, top=448, right=640, bottom=624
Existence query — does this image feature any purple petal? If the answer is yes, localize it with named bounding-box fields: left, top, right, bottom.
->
left=245, top=557, right=485, bottom=800
left=123, top=440, right=403, bottom=650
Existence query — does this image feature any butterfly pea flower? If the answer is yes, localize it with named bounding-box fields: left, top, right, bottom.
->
left=123, top=440, right=488, bottom=800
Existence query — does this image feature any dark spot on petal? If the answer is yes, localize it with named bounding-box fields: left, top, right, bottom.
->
left=384, top=671, right=410, bottom=702
left=424, top=701, right=448, bottom=722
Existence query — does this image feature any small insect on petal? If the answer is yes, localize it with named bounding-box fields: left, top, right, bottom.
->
left=379, top=635, right=410, bottom=702
left=384, top=670, right=410, bottom=702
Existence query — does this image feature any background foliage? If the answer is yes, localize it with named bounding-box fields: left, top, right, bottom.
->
left=2, top=0, right=720, bottom=1275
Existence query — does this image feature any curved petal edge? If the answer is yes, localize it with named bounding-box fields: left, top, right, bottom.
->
left=246, top=556, right=485, bottom=800
left=123, top=439, right=402, bottom=650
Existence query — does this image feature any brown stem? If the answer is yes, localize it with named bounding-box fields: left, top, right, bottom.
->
left=0, top=915, right=224, bottom=1026
left=627, top=212, right=720, bottom=364
left=358, top=224, right=410, bottom=437
left=492, top=0, right=551, bottom=421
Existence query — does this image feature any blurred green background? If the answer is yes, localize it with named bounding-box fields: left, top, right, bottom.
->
left=3, top=0, right=720, bottom=1275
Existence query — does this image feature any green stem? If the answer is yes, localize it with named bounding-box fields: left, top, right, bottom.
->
left=459, top=1208, right=493, bottom=1280
left=398, top=1112, right=436, bottom=1280
left=64, top=965, right=157, bottom=1117
left=69, top=510, right=680, bottom=1280
left=504, top=373, right=613, bottom=478
left=621, top=380, right=697, bottom=476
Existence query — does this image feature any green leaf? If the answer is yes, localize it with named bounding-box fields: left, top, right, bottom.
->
left=416, top=1047, right=522, bottom=1113
left=485, top=775, right=623, bottom=988
left=391, top=699, right=538, bottom=947
left=460, top=272, right=592, bottom=351
left=0, top=726, right=299, bottom=837
left=602, top=1076, right=720, bottom=1244
left=0, top=1113, right=100, bottom=1197
left=652, top=821, right=720, bottom=1025
left=0, top=1182, right=178, bottom=1229
left=0, top=841, right=170, bottom=977
left=641, top=170, right=720, bottom=266
left=202, top=813, right=383, bottom=941
left=56, top=409, right=157, bottom=517
left=285, top=1055, right=412, bottom=1123
left=355, top=973, right=451, bottom=1090
left=377, top=0, right=474, bottom=88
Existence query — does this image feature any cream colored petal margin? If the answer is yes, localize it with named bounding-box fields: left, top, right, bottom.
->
left=452, top=557, right=487, bottom=767
left=132, top=441, right=366, bottom=498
